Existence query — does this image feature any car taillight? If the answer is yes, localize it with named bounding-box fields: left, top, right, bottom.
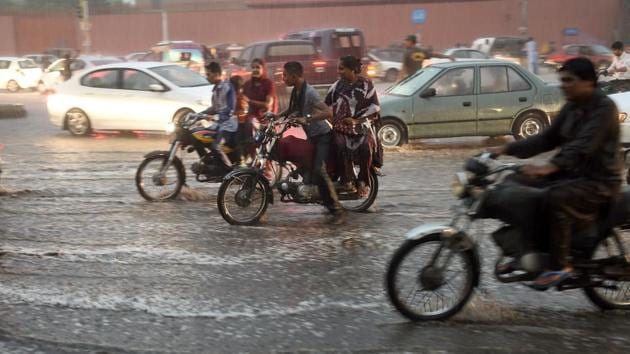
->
left=313, top=61, right=326, bottom=66
left=367, top=63, right=377, bottom=77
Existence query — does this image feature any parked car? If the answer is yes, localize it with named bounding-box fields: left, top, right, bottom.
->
left=377, top=60, right=564, bottom=147
left=47, top=62, right=211, bottom=136
left=141, top=41, right=205, bottom=75
left=0, top=57, right=43, bottom=92
left=283, top=27, right=367, bottom=60
left=545, top=44, right=614, bottom=70
left=367, top=48, right=404, bottom=82
left=38, top=55, right=123, bottom=93
left=472, top=36, right=527, bottom=65
left=23, top=54, right=58, bottom=69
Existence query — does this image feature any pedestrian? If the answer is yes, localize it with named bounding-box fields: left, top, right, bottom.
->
left=606, top=41, right=630, bottom=80
left=525, top=37, right=539, bottom=74
left=398, top=34, right=454, bottom=81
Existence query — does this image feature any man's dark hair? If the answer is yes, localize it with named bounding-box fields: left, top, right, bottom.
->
left=206, top=61, right=222, bottom=74
left=612, top=41, right=624, bottom=51
left=405, top=34, right=417, bottom=44
left=559, top=57, right=597, bottom=85
left=283, top=61, right=303, bottom=77
left=251, top=58, right=266, bottom=67
left=340, top=55, right=362, bottom=74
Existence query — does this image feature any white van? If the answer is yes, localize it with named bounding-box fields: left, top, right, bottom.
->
left=471, top=36, right=527, bottom=65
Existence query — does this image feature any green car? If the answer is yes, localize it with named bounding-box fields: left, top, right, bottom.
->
left=377, top=60, right=565, bottom=147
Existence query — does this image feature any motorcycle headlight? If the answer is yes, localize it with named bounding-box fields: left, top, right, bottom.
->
left=451, top=172, right=469, bottom=198
left=165, top=122, right=176, bottom=134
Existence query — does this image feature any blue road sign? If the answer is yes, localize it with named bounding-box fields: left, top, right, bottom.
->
left=563, top=27, right=580, bottom=36
left=412, top=9, right=427, bottom=24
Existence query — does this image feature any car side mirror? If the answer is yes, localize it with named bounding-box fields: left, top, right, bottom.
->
left=420, top=88, right=437, bottom=98
left=149, top=84, right=167, bottom=92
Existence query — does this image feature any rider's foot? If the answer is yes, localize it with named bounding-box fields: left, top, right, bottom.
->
left=327, top=210, right=347, bottom=225
left=341, top=182, right=357, bottom=194
left=356, top=181, right=369, bottom=198
left=531, top=267, right=573, bottom=290
left=496, top=258, right=519, bottom=275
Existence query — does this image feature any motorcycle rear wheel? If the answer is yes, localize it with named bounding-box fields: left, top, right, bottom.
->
left=385, top=234, right=476, bottom=321
left=217, top=172, right=270, bottom=225
left=338, top=169, right=379, bottom=212
left=584, top=233, right=630, bottom=310
left=135, top=155, right=185, bottom=201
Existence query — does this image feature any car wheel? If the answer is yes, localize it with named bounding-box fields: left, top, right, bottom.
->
left=378, top=118, right=406, bottom=147
left=173, top=108, right=194, bottom=125
left=65, top=109, right=91, bottom=136
left=385, top=69, right=399, bottom=82
left=512, top=112, right=546, bottom=140
left=7, top=80, right=19, bottom=93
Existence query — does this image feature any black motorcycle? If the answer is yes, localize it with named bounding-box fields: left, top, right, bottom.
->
left=386, top=153, right=630, bottom=321
left=135, top=113, right=240, bottom=201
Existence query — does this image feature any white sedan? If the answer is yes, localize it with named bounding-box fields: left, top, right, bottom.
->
left=47, top=62, right=212, bottom=136
left=609, top=91, right=630, bottom=145
left=0, top=57, right=43, bottom=92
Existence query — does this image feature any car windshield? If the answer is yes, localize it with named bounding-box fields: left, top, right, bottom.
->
left=149, top=65, right=209, bottom=87
left=387, top=67, right=442, bottom=96
left=18, top=59, right=39, bottom=69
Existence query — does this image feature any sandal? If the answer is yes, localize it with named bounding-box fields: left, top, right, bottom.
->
left=496, top=259, right=518, bottom=275
left=531, top=269, right=572, bottom=290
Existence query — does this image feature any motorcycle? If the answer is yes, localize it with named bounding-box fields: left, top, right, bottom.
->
left=216, top=113, right=379, bottom=225
left=135, top=113, right=240, bottom=201
left=386, top=153, right=630, bottom=321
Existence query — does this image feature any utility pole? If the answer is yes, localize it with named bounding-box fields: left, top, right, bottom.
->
left=161, top=9, right=169, bottom=42
left=77, top=0, right=91, bottom=54
left=519, top=0, right=528, bottom=36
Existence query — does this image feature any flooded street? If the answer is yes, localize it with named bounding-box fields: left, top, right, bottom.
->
left=1, top=91, right=630, bottom=353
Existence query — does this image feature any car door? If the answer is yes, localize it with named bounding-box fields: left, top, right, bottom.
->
left=477, top=65, right=535, bottom=136
left=412, top=66, right=477, bottom=138
left=120, top=69, right=174, bottom=131
left=78, top=69, right=124, bottom=129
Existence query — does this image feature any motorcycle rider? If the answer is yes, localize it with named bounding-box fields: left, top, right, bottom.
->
left=280, top=61, right=345, bottom=224
left=488, top=57, right=622, bottom=289
left=197, top=61, right=237, bottom=169
left=606, top=41, right=630, bottom=80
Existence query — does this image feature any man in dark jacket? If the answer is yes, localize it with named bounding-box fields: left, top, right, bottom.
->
left=489, top=57, right=622, bottom=289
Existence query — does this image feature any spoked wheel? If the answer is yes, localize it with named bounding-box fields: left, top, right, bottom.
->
left=217, top=171, right=270, bottom=225
left=135, top=155, right=185, bottom=201
left=337, top=167, right=378, bottom=212
left=386, top=234, right=476, bottom=321
left=584, top=232, right=630, bottom=310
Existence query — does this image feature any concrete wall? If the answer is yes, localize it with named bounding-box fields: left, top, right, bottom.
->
left=0, top=16, right=16, bottom=56
left=5, top=0, right=623, bottom=56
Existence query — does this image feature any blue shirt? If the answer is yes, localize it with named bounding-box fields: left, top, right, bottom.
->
left=202, top=80, right=237, bottom=132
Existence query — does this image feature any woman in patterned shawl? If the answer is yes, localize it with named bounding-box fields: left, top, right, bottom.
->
left=325, top=55, right=380, bottom=197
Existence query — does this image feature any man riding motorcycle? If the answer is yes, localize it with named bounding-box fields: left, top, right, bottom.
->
left=190, top=61, right=237, bottom=169
left=489, top=57, right=622, bottom=289
left=279, top=61, right=345, bottom=224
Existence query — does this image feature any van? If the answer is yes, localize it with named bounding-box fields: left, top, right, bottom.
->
left=283, top=28, right=367, bottom=60
left=472, top=36, right=527, bottom=65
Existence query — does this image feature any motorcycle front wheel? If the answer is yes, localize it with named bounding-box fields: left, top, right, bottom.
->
left=583, top=233, right=630, bottom=310
left=135, top=155, right=185, bottom=201
left=385, top=234, right=476, bottom=321
left=217, top=171, right=270, bottom=225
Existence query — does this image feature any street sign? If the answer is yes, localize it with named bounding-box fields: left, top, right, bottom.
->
left=563, top=27, right=580, bottom=36
left=411, top=9, right=427, bottom=24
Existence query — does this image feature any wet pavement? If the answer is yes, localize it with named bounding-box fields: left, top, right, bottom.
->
left=1, top=91, right=629, bottom=353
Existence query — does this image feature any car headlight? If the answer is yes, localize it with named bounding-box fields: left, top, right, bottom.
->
left=165, top=121, right=176, bottom=134
left=619, top=113, right=628, bottom=123
left=451, top=172, right=469, bottom=198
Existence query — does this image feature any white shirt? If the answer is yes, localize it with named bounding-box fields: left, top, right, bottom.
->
left=608, top=52, right=630, bottom=80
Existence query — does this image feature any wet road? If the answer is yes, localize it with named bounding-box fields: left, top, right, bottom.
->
left=1, top=91, right=630, bottom=353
